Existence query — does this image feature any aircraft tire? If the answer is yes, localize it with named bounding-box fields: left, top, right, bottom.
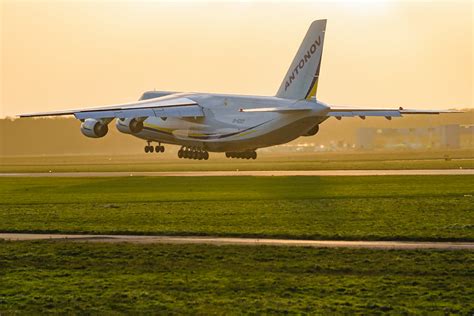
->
left=204, top=152, right=209, bottom=160
left=178, top=150, right=183, bottom=158
left=144, top=146, right=149, bottom=153
left=149, top=146, right=154, bottom=153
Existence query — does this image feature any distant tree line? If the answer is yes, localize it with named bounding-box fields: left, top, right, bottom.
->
left=1, top=110, right=472, bottom=156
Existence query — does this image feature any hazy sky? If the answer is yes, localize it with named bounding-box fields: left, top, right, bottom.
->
left=1, top=0, right=472, bottom=117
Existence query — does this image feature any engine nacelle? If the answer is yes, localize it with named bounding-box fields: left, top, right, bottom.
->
left=81, top=119, right=109, bottom=138
left=116, top=118, right=144, bottom=134
left=303, top=124, right=319, bottom=136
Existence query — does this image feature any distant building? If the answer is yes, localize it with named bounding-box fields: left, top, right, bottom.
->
left=356, top=124, right=473, bottom=150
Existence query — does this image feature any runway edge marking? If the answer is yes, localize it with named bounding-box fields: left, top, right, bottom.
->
left=0, top=169, right=473, bottom=177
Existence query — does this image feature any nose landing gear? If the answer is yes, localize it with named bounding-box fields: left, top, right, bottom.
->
left=178, top=147, right=209, bottom=160
left=144, top=141, right=165, bottom=154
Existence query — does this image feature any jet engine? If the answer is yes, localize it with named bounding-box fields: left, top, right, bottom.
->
left=80, top=119, right=109, bottom=138
left=303, top=124, right=319, bottom=136
left=116, top=118, right=144, bottom=134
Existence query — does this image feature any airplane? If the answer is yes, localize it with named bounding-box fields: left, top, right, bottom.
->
left=20, top=20, right=457, bottom=160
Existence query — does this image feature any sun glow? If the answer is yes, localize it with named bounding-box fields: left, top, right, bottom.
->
left=1, top=0, right=472, bottom=117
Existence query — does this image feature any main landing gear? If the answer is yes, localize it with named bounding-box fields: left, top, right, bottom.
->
left=225, top=151, right=257, bottom=160
left=178, top=147, right=209, bottom=160
left=144, top=141, right=165, bottom=153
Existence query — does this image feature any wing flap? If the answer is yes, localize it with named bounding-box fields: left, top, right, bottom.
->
left=327, top=106, right=459, bottom=118
left=73, top=105, right=203, bottom=120
left=240, top=106, right=313, bottom=113
left=19, top=96, right=204, bottom=119
left=152, top=105, right=204, bottom=118
left=328, top=110, right=401, bottom=117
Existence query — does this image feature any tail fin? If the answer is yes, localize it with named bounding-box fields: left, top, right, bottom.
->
left=276, top=19, right=326, bottom=100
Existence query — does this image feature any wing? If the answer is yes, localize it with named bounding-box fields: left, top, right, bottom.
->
left=239, top=105, right=313, bottom=113
left=327, top=106, right=459, bottom=119
left=19, top=95, right=204, bottom=119
left=239, top=105, right=459, bottom=117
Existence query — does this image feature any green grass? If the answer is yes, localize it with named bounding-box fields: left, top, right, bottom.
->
left=1, top=176, right=473, bottom=241
left=0, top=241, right=472, bottom=314
left=1, top=151, right=473, bottom=173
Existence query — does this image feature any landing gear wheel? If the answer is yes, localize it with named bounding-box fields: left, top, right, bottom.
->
left=149, top=146, right=154, bottom=153
left=251, top=151, right=257, bottom=160
left=160, top=146, right=165, bottom=153
left=178, top=147, right=208, bottom=160
left=144, top=146, right=150, bottom=153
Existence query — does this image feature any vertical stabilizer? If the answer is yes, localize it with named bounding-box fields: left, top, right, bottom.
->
left=276, top=19, right=326, bottom=100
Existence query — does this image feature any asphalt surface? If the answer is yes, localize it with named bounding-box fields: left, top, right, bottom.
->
left=0, top=169, right=473, bottom=177
left=1, top=233, right=472, bottom=250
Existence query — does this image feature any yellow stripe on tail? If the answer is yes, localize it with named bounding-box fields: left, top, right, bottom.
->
left=305, top=79, right=319, bottom=100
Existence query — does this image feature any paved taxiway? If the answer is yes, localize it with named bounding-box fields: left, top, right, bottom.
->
left=1, top=234, right=472, bottom=250
left=0, top=169, right=473, bottom=177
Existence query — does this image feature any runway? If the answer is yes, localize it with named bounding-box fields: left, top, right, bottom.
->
left=0, top=169, right=473, bottom=177
left=1, top=233, right=472, bottom=250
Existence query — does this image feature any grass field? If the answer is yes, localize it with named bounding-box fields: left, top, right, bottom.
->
left=1, top=174, right=472, bottom=314
left=1, top=150, right=473, bottom=173
left=1, top=241, right=473, bottom=314
left=1, top=175, right=472, bottom=241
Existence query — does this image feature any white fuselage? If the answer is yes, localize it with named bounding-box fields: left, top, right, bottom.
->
left=123, top=93, right=330, bottom=152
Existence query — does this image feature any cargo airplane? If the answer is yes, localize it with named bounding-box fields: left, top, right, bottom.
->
left=20, top=20, right=456, bottom=160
